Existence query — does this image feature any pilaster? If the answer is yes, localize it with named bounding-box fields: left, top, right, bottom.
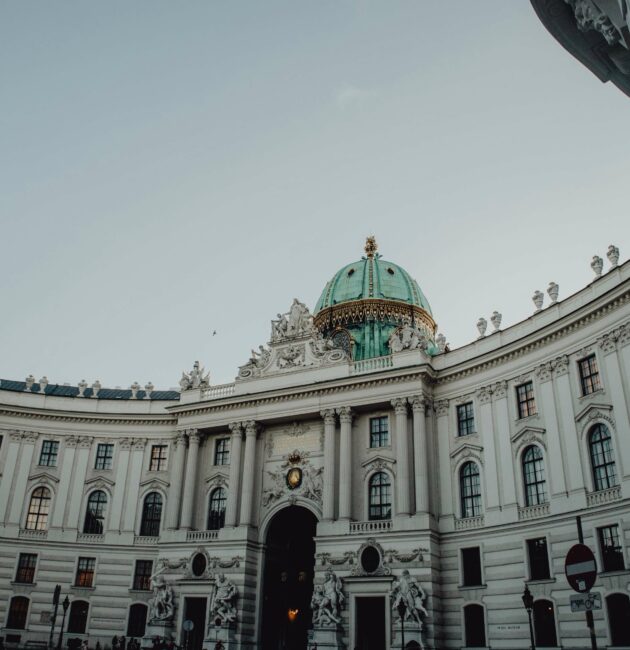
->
left=337, top=406, right=353, bottom=521
left=180, top=429, right=201, bottom=529
left=225, top=423, right=243, bottom=527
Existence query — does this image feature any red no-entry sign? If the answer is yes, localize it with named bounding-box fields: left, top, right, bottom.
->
left=565, top=543, right=598, bottom=593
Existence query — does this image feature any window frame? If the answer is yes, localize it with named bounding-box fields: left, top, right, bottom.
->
left=25, top=486, right=51, bottom=531
left=367, top=471, right=392, bottom=521
left=38, top=440, right=59, bottom=467
left=522, top=445, right=548, bottom=507
left=83, top=490, right=108, bottom=534
left=369, top=415, right=390, bottom=448
left=6, top=596, right=30, bottom=630
left=132, top=560, right=153, bottom=591
left=460, top=546, right=484, bottom=587
left=14, top=553, right=38, bottom=584
left=207, top=487, right=227, bottom=530
left=589, top=423, right=617, bottom=491
left=94, top=443, right=114, bottom=470
left=598, top=524, right=625, bottom=573
left=214, top=438, right=230, bottom=466
left=149, top=444, right=168, bottom=472
left=75, top=556, right=96, bottom=588
left=463, top=603, right=486, bottom=648
left=67, top=600, right=90, bottom=634
left=578, top=354, right=602, bottom=396
left=516, top=381, right=537, bottom=419
left=526, top=537, right=551, bottom=581
left=126, top=602, right=148, bottom=638
left=459, top=461, right=482, bottom=519
left=139, top=492, right=163, bottom=537
left=456, top=402, right=476, bottom=437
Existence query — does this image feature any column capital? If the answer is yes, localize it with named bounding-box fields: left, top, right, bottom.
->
left=492, top=380, right=508, bottom=400
left=552, top=355, right=570, bottom=377
left=174, top=431, right=188, bottom=447
left=599, top=331, right=618, bottom=354
left=228, top=422, right=243, bottom=436
left=119, top=437, right=133, bottom=450
left=131, top=437, right=147, bottom=450
left=77, top=436, right=94, bottom=449
left=391, top=397, right=408, bottom=414
left=320, top=409, right=336, bottom=425
left=244, top=420, right=259, bottom=437
left=337, top=406, right=353, bottom=423
left=187, top=430, right=201, bottom=445
left=476, top=386, right=493, bottom=405
left=535, top=362, right=553, bottom=383
left=435, top=399, right=450, bottom=417
left=410, top=395, right=428, bottom=413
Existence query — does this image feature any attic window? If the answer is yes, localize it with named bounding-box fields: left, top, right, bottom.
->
left=347, top=269, right=355, bottom=277
left=387, top=267, right=395, bottom=275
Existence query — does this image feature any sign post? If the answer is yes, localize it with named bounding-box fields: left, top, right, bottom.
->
left=565, top=517, right=598, bottom=650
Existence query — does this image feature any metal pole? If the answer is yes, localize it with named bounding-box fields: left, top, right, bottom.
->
left=49, top=585, right=61, bottom=650
left=401, top=616, right=405, bottom=650
left=56, top=607, right=67, bottom=650
left=576, top=516, right=598, bottom=650
left=527, top=609, right=536, bottom=650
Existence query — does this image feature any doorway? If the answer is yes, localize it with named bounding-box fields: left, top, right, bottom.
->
left=182, top=597, right=206, bottom=650
left=261, top=506, right=318, bottom=650
left=355, top=597, right=386, bottom=650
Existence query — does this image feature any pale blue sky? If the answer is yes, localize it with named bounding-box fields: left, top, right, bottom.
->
left=1, top=2, right=629, bottom=389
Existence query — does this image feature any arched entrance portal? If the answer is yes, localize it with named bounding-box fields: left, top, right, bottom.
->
left=261, top=506, right=318, bottom=650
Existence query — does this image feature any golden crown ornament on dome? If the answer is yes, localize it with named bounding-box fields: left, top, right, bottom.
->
left=364, top=235, right=378, bottom=258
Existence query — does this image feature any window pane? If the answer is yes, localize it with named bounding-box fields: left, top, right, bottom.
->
left=26, top=487, right=51, bottom=530
left=527, top=538, right=550, bottom=580
left=589, top=424, right=617, bottom=491
left=368, top=472, right=392, bottom=520
left=369, top=417, right=389, bottom=448
left=460, top=462, right=482, bottom=518
left=208, top=488, right=226, bottom=530
left=214, top=438, right=230, bottom=465
left=462, top=547, right=482, bottom=586
left=140, top=492, right=162, bottom=536
left=15, top=553, right=37, bottom=584
left=133, top=560, right=153, bottom=591
left=95, top=444, right=114, bottom=470
left=523, top=446, right=547, bottom=506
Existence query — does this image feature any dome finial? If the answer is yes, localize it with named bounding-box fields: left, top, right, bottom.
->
left=365, top=235, right=378, bottom=258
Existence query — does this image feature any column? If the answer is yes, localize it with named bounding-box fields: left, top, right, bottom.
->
left=411, top=396, right=429, bottom=515
left=337, top=407, right=353, bottom=520
left=489, top=382, right=517, bottom=510
left=435, top=400, right=454, bottom=519
left=477, top=387, right=500, bottom=510
left=66, top=437, right=93, bottom=529
left=166, top=432, right=187, bottom=529
left=122, top=439, right=146, bottom=532
left=180, top=429, right=201, bottom=530
left=535, top=364, right=568, bottom=496
left=600, top=337, right=630, bottom=477
left=321, top=409, right=337, bottom=521
left=0, top=433, right=23, bottom=524
left=7, top=432, right=38, bottom=525
left=239, top=421, right=259, bottom=526
left=392, top=398, right=410, bottom=516
left=224, top=423, right=243, bottom=527
left=109, top=438, right=132, bottom=532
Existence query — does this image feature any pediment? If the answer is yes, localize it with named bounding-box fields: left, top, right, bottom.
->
left=510, top=426, right=546, bottom=445
left=575, top=402, right=613, bottom=423
left=28, top=471, right=59, bottom=484
left=139, top=477, right=170, bottom=489
left=361, top=455, right=395, bottom=469
left=85, top=475, right=115, bottom=488
left=450, top=442, right=483, bottom=460
left=205, top=472, right=228, bottom=487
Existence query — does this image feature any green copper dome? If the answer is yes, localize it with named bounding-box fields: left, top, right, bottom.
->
left=313, top=237, right=437, bottom=360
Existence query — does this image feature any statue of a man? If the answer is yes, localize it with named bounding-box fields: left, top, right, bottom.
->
left=149, top=576, right=175, bottom=622
left=391, top=570, right=427, bottom=626
left=209, top=574, right=238, bottom=625
left=311, top=584, right=339, bottom=626
left=321, top=569, right=344, bottom=621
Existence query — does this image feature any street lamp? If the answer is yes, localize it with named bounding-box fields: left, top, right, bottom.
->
left=49, top=585, right=61, bottom=650
left=396, top=600, right=407, bottom=650
left=56, top=596, right=70, bottom=650
left=521, top=584, right=536, bottom=650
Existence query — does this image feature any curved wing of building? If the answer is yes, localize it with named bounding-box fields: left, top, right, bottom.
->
left=1, top=240, right=630, bottom=650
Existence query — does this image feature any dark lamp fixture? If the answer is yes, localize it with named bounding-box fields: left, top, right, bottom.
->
left=288, top=608, right=299, bottom=623
left=62, top=596, right=70, bottom=612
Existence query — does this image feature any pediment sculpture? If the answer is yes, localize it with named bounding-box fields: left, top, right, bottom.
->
left=262, top=451, right=323, bottom=507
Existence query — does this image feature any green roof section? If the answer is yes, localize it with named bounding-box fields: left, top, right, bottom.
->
left=314, top=255, right=432, bottom=315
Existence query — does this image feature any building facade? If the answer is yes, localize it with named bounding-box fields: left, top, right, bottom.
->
left=1, top=239, right=630, bottom=650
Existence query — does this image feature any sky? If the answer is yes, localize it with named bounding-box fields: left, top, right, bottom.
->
left=1, top=2, right=629, bottom=389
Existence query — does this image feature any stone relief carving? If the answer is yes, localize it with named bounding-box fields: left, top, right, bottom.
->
left=388, top=323, right=429, bottom=354
left=493, top=380, right=508, bottom=399
left=435, top=400, right=449, bottom=417
left=390, top=570, right=428, bottom=626
left=179, top=361, right=210, bottom=391
left=316, top=551, right=356, bottom=567
left=148, top=575, right=175, bottom=623
left=209, top=574, right=238, bottom=626
left=363, top=457, right=395, bottom=478
left=565, top=0, right=629, bottom=47
left=277, top=344, right=305, bottom=369
left=311, top=569, right=344, bottom=627
left=384, top=548, right=425, bottom=564
left=352, top=538, right=391, bottom=577
left=262, top=451, right=323, bottom=507
left=476, top=386, right=492, bottom=404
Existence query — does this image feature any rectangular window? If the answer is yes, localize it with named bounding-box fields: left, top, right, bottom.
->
left=132, top=560, right=153, bottom=591
left=516, top=382, right=537, bottom=419
left=214, top=438, right=230, bottom=465
left=370, top=416, right=389, bottom=448
left=38, top=441, right=59, bottom=467
left=15, top=553, right=37, bottom=584
left=527, top=538, right=550, bottom=580
left=149, top=445, right=168, bottom=471
left=75, top=557, right=96, bottom=587
left=461, top=547, right=483, bottom=587
left=579, top=355, right=602, bottom=396
left=95, top=443, right=114, bottom=470
left=599, top=525, right=625, bottom=572
left=457, top=403, right=475, bottom=436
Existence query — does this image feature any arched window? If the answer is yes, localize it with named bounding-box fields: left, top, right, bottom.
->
left=7, top=596, right=29, bottom=629
left=523, top=446, right=547, bottom=506
left=463, top=604, right=486, bottom=647
left=460, top=462, right=482, bottom=518
left=533, top=600, right=557, bottom=647
left=67, top=600, right=89, bottom=634
left=589, top=424, right=617, bottom=491
left=207, top=487, right=226, bottom=530
left=83, top=490, right=107, bottom=534
left=607, top=593, right=630, bottom=646
left=368, top=472, right=392, bottom=521
left=25, top=487, right=51, bottom=530
left=139, top=492, right=162, bottom=537
left=127, top=603, right=148, bottom=638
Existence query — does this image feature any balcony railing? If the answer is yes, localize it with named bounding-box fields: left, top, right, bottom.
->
left=349, top=519, right=392, bottom=534
left=186, top=530, right=219, bottom=542
left=350, top=355, right=393, bottom=375
left=19, top=529, right=48, bottom=539
left=587, top=485, right=621, bottom=507
left=518, top=503, right=550, bottom=521
left=77, top=533, right=104, bottom=543
left=201, top=383, right=236, bottom=400
left=134, top=535, right=159, bottom=545
left=454, top=515, right=484, bottom=530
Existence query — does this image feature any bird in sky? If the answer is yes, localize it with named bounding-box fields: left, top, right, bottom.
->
left=212, top=330, right=217, bottom=336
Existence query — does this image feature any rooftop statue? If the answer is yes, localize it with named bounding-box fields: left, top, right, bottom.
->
left=388, top=323, right=428, bottom=354
left=179, top=360, right=210, bottom=391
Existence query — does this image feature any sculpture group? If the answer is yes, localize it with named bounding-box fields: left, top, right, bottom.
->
left=311, top=569, right=345, bottom=627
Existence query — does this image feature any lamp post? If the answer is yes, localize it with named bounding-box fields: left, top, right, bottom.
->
left=522, top=584, right=536, bottom=650
left=49, top=585, right=61, bottom=650
left=56, top=596, right=70, bottom=650
left=396, top=600, right=407, bottom=650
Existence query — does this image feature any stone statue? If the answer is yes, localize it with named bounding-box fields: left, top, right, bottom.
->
left=532, top=290, right=544, bottom=312
left=390, top=570, right=427, bottom=626
left=388, top=324, right=427, bottom=354
left=249, top=345, right=270, bottom=368
left=311, top=570, right=344, bottom=626
left=287, top=298, right=312, bottom=335
left=148, top=576, right=175, bottom=622
left=476, top=317, right=487, bottom=338
left=277, top=345, right=304, bottom=369
left=607, top=244, right=620, bottom=268
left=301, top=465, right=324, bottom=502
left=209, top=574, right=238, bottom=626
left=271, top=313, right=289, bottom=340
left=180, top=361, right=210, bottom=391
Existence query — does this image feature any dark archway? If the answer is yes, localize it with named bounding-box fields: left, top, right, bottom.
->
left=261, top=506, right=318, bottom=650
